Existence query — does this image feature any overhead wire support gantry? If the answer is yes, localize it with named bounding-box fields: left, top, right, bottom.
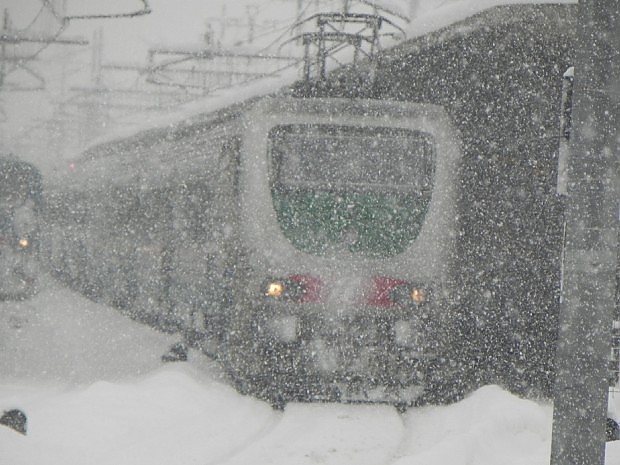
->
left=144, top=47, right=299, bottom=94
left=0, top=7, right=86, bottom=91
left=283, top=11, right=406, bottom=83
left=0, top=0, right=153, bottom=92
left=58, top=0, right=151, bottom=20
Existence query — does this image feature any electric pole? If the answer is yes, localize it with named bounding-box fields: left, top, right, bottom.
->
left=550, top=1, right=620, bottom=465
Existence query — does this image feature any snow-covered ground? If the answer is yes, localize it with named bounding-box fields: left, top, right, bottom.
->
left=2, top=277, right=620, bottom=465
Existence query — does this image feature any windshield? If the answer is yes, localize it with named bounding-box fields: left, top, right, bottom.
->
left=269, top=124, right=435, bottom=258
left=270, top=124, right=434, bottom=192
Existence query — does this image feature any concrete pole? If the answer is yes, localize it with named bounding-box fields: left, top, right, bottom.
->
left=550, top=1, right=620, bottom=464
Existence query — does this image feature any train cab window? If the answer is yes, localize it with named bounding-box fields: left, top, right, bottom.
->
left=269, top=124, right=434, bottom=193
left=268, top=124, right=436, bottom=258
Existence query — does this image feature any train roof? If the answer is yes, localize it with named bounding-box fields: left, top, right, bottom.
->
left=79, top=96, right=262, bottom=163
left=43, top=96, right=264, bottom=190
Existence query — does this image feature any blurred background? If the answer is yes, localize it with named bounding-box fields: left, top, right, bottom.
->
left=0, top=0, right=426, bottom=174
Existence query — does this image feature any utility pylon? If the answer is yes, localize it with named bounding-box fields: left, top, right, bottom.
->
left=550, top=1, right=620, bottom=464
left=0, top=0, right=152, bottom=93
left=286, top=11, right=405, bottom=83
left=0, top=8, right=87, bottom=91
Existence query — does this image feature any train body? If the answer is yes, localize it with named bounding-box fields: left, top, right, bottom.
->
left=0, top=155, right=42, bottom=299
left=44, top=97, right=461, bottom=405
left=43, top=3, right=579, bottom=405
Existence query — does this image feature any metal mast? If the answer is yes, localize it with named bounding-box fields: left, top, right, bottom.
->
left=550, top=0, right=620, bottom=464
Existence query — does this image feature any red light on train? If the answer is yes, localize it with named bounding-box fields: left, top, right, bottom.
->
left=367, top=277, right=406, bottom=307
left=289, top=274, right=322, bottom=303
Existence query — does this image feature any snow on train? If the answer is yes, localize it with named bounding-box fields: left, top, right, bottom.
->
left=0, top=155, right=42, bottom=299
left=43, top=3, right=578, bottom=406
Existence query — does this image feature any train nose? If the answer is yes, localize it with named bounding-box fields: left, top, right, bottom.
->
left=325, top=275, right=365, bottom=315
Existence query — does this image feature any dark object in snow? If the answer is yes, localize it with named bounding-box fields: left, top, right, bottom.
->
left=0, top=409, right=27, bottom=435
left=606, top=418, right=620, bottom=442
left=395, top=402, right=411, bottom=414
left=161, top=342, right=188, bottom=363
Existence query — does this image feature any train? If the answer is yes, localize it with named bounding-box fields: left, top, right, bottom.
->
left=0, top=154, right=43, bottom=300
left=42, top=3, right=577, bottom=407
left=43, top=96, right=462, bottom=407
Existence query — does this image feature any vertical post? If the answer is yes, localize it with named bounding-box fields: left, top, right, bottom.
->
left=297, top=0, right=303, bottom=18
left=91, top=27, right=103, bottom=87
left=409, top=0, right=419, bottom=20
left=317, top=17, right=327, bottom=80
left=303, top=36, right=311, bottom=81
left=0, top=9, right=9, bottom=89
left=246, top=5, right=256, bottom=44
left=550, top=1, right=620, bottom=464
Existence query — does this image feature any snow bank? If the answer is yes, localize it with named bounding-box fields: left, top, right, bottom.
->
left=2, top=281, right=620, bottom=465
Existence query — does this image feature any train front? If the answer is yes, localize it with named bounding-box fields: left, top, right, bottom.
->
left=230, top=97, right=461, bottom=406
left=0, top=158, right=41, bottom=300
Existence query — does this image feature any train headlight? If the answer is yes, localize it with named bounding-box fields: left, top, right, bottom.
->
left=410, top=288, right=426, bottom=303
left=266, top=281, right=285, bottom=298
left=18, top=238, right=29, bottom=248
left=391, top=285, right=428, bottom=305
left=263, top=275, right=322, bottom=303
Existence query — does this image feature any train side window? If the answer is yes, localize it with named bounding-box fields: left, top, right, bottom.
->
left=214, top=136, right=241, bottom=225
left=176, top=184, right=213, bottom=242
left=168, top=136, right=241, bottom=244
left=112, top=188, right=140, bottom=238
left=219, top=136, right=241, bottom=190
left=0, top=206, right=13, bottom=235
